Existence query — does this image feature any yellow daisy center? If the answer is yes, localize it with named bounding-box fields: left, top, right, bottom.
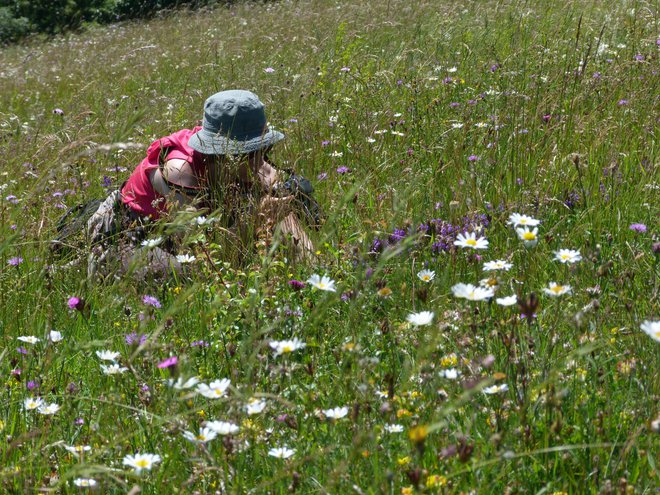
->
left=214, top=389, right=223, bottom=396
left=561, top=254, right=570, bottom=260
left=318, top=282, right=326, bottom=288
left=422, top=275, right=431, bottom=281
left=466, top=239, right=477, bottom=246
left=136, top=459, right=150, bottom=468
left=523, top=232, right=536, bottom=240
left=282, top=345, right=293, bottom=353
left=551, top=285, right=564, bottom=293
left=196, top=434, right=206, bottom=441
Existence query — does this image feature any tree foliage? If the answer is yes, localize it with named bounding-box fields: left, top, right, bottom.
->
left=0, top=0, right=213, bottom=43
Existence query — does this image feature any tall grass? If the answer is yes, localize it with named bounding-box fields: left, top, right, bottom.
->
left=0, top=0, right=658, bottom=492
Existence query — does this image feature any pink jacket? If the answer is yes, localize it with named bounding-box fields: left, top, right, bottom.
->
left=121, top=127, right=204, bottom=219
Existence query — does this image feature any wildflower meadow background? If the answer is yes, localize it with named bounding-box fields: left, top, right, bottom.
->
left=1, top=0, right=658, bottom=492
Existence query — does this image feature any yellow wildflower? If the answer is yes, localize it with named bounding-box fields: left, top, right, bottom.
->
left=397, top=456, right=411, bottom=466
left=408, top=425, right=428, bottom=444
left=426, top=474, right=447, bottom=488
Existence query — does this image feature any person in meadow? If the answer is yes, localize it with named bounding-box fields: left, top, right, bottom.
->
left=60, top=90, right=319, bottom=279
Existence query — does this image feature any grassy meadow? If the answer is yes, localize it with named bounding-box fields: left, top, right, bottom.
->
left=0, top=0, right=659, bottom=492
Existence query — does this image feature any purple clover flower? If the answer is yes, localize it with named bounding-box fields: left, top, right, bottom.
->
left=125, top=332, right=147, bottom=346
left=336, top=166, right=350, bottom=174
left=8, top=257, right=23, bottom=266
left=629, top=223, right=647, bottom=233
left=67, top=297, right=80, bottom=310
left=142, top=295, right=161, bottom=308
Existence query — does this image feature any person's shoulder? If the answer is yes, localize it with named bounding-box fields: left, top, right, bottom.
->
left=162, top=158, right=200, bottom=188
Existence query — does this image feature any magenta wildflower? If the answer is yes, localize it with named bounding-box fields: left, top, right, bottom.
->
left=52, top=108, right=64, bottom=115
left=142, top=295, right=161, bottom=308
left=8, top=257, right=23, bottom=266
left=67, top=297, right=80, bottom=309
left=157, top=356, right=178, bottom=369
left=629, top=223, right=647, bottom=233
left=468, top=155, right=479, bottom=162
left=288, top=280, right=306, bottom=290
left=336, top=166, right=350, bottom=174
left=618, top=99, right=629, bottom=106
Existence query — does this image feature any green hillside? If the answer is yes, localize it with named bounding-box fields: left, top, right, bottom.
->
left=0, top=0, right=658, bottom=492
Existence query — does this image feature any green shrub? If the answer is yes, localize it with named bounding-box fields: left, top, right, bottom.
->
left=13, top=0, right=111, bottom=34
left=0, top=6, right=30, bottom=43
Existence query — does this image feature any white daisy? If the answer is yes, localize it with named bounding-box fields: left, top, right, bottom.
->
left=17, top=336, right=39, bottom=344
left=323, top=406, right=349, bottom=419
left=516, top=227, right=539, bottom=247
left=439, top=368, right=460, bottom=379
left=206, top=421, right=240, bottom=435
left=122, top=452, right=161, bottom=473
left=508, top=213, right=540, bottom=227
left=95, top=350, right=120, bottom=361
left=451, top=283, right=494, bottom=301
left=65, top=445, right=91, bottom=455
left=49, top=330, right=63, bottom=342
left=640, top=320, right=660, bottom=343
left=193, top=216, right=210, bottom=226
left=101, top=364, right=128, bottom=375
left=454, top=232, right=489, bottom=250
left=384, top=424, right=404, bottom=433
left=306, top=274, right=337, bottom=292
left=483, top=260, right=513, bottom=271
left=166, top=376, right=200, bottom=390
left=496, top=295, right=518, bottom=307
left=406, top=311, right=435, bottom=326
left=483, top=384, right=509, bottom=394
left=175, top=253, right=196, bottom=263
left=554, top=249, right=582, bottom=264
left=183, top=427, right=217, bottom=444
left=245, top=398, right=267, bottom=415
left=417, top=269, right=435, bottom=283
left=197, top=379, right=231, bottom=399
left=140, top=237, right=163, bottom=248
left=24, top=397, right=43, bottom=411
left=38, top=402, right=60, bottom=415
left=73, top=478, right=97, bottom=487
left=543, top=282, right=572, bottom=297
left=269, top=338, right=306, bottom=356
left=268, top=447, right=295, bottom=459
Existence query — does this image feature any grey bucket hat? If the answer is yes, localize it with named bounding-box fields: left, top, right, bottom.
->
left=188, top=90, right=284, bottom=155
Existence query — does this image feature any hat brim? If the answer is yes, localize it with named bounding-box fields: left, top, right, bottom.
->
left=188, top=128, right=284, bottom=155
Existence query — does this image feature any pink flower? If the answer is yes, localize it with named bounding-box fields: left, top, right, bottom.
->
left=68, top=297, right=81, bottom=310
left=158, top=356, right=178, bottom=369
